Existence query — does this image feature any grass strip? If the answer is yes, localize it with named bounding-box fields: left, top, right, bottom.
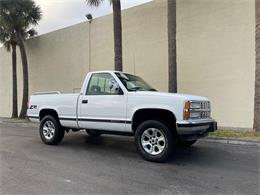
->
left=209, top=130, right=260, bottom=140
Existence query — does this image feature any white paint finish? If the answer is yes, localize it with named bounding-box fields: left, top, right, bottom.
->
left=127, top=91, right=209, bottom=122
left=78, top=71, right=128, bottom=131
left=80, top=121, right=126, bottom=132
left=59, top=120, right=78, bottom=129
left=78, top=94, right=127, bottom=131
left=28, top=93, right=79, bottom=128
left=27, top=71, right=213, bottom=133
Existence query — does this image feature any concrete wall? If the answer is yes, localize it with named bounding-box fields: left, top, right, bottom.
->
left=0, top=0, right=256, bottom=129
left=177, top=0, right=255, bottom=129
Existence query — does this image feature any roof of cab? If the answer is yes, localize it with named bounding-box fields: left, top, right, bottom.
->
left=88, top=70, right=123, bottom=74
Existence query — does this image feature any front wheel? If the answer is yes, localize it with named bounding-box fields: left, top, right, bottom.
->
left=135, top=120, right=177, bottom=162
left=39, top=115, right=65, bottom=145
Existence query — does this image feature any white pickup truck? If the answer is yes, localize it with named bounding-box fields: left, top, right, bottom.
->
left=27, top=71, right=217, bottom=162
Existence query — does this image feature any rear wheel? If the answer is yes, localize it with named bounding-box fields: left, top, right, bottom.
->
left=86, top=129, right=102, bottom=137
left=39, top=115, right=65, bottom=145
left=135, top=120, right=177, bottom=162
left=179, top=140, right=197, bottom=147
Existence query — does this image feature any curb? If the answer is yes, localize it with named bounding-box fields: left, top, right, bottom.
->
left=202, top=137, right=260, bottom=146
left=0, top=119, right=37, bottom=128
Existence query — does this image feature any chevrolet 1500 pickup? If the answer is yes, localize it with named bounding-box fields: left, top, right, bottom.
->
left=27, top=71, right=217, bottom=162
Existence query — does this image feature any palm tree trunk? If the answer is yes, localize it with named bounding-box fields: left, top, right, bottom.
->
left=255, top=0, right=260, bottom=131
left=112, top=0, right=123, bottom=71
left=11, top=44, right=18, bottom=118
left=168, top=0, right=177, bottom=93
left=17, top=36, right=29, bottom=119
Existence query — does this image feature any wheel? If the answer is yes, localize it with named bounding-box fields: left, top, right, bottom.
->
left=39, top=115, right=65, bottom=145
left=179, top=140, right=197, bottom=147
left=86, top=129, right=102, bottom=137
left=135, top=120, right=177, bottom=162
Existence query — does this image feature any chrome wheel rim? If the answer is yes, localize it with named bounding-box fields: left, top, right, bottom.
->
left=42, top=121, right=55, bottom=140
left=141, top=128, right=166, bottom=155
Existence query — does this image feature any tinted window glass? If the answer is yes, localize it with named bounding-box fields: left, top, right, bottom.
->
left=115, top=72, right=156, bottom=92
left=86, top=73, right=121, bottom=95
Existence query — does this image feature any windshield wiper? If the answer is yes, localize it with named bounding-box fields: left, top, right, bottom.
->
left=128, top=87, right=157, bottom=92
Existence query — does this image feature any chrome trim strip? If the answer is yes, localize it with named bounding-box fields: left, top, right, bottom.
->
left=189, top=109, right=211, bottom=111
left=177, top=119, right=216, bottom=125
left=189, top=100, right=210, bottom=103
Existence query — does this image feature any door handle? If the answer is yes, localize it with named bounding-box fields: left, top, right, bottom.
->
left=82, top=100, right=88, bottom=104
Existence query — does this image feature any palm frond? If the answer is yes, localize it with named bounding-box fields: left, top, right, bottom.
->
left=86, top=0, right=105, bottom=7
left=4, top=41, right=11, bottom=52
left=0, top=0, right=42, bottom=43
left=27, top=28, right=37, bottom=37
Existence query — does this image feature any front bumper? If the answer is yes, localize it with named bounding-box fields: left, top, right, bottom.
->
left=176, top=119, right=217, bottom=141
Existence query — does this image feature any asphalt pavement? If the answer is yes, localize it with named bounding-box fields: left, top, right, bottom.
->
left=0, top=123, right=259, bottom=195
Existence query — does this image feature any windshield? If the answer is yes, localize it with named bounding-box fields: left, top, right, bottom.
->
left=115, top=72, right=156, bottom=92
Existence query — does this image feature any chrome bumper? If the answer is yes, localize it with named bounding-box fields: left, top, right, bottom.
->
left=176, top=119, right=217, bottom=141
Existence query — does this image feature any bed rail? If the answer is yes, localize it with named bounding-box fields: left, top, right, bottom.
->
left=33, top=91, right=61, bottom=95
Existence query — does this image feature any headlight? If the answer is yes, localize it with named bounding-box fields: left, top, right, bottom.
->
left=190, top=111, right=201, bottom=118
left=190, top=102, right=201, bottom=109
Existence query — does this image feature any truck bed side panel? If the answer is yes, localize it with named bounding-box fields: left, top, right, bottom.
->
left=28, top=94, right=79, bottom=128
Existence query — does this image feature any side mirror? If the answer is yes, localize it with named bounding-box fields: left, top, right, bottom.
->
left=118, top=88, right=124, bottom=95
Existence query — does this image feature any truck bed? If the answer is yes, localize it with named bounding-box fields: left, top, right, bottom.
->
left=27, top=93, right=80, bottom=128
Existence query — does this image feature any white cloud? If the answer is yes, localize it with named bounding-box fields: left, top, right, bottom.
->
left=34, top=0, right=152, bottom=35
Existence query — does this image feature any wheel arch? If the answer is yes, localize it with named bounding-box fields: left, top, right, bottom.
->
left=39, top=108, right=59, bottom=121
left=131, top=108, right=177, bottom=133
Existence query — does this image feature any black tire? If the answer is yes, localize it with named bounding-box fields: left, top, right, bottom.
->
left=135, top=120, right=177, bottom=162
left=39, top=115, right=65, bottom=145
left=179, top=140, right=197, bottom=147
left=86, top=129, right=102, bottom=137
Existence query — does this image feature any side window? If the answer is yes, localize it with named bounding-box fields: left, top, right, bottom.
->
left=86, top=73, right=122, bottom=95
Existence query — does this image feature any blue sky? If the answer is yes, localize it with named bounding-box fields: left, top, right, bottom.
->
left=34, top=0, right=152, bottom=35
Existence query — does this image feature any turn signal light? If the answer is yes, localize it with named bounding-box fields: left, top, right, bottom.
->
left=184, top=101, right=190, bottom=110
left=184, top=101, right=190, bottom=120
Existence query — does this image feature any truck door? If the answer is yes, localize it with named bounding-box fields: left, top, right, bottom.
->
left=78, top=73, right=129, bottom=132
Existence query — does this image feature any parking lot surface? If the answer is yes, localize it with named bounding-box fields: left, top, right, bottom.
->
left=0, top=123, right=259, bottom=194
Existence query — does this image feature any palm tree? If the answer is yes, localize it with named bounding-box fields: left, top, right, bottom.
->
left=255, top=0, right=260, bottom=131
left=167, top=0, right=177, bottom=93
left=0, top=26, right=18, bottom=118
left=86, top=0, right=123, bottom=71
left=0, top=0, right=41, bottom=119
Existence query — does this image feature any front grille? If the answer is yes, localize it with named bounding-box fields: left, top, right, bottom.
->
left=200, top=110, right=210, bottom=118
left=190, top=101, right=211, bottom=119
left=200, top=101, right=210, bottom=110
